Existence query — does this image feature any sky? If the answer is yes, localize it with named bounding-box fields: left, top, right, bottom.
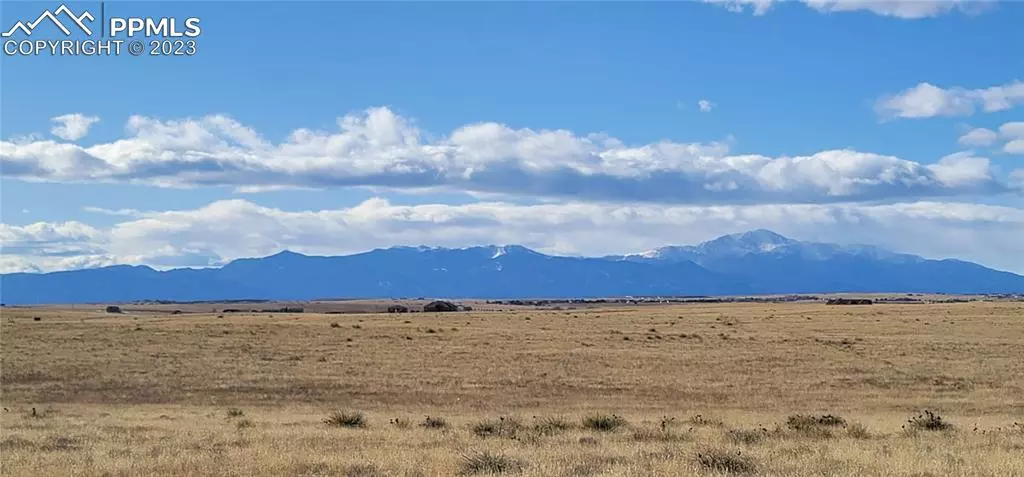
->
left=1, top=0, right=1023, bottom=274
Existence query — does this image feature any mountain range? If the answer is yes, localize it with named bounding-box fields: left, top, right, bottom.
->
left=2, top=230, right=1022, bottom=304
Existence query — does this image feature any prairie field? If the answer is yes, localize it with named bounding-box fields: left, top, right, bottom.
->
left=2, top=301, right=1023, bottom=476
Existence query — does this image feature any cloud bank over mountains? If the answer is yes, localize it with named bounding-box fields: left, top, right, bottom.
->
left=3, top=198, right=1023, bottom=275
left=2, top=108, right=1019, bottom=205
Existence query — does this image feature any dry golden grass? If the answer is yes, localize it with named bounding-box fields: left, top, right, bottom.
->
left=2, top=301, right=1024, bottom=476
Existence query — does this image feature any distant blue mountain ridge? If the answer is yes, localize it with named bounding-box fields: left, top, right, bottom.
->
left=2, top=230, right=1022, bottom=304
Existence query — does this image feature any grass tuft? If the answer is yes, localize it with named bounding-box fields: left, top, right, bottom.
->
left=846, top=422, right=872, bottom=439
left=906, top=410, right=954, bottom=432
left=472, top=417, right=523, bottom=438
left=421, top=416, right=448, bottom=429
left=533, top=416, right=573, bottom=436
left=345, top=464, right=386, bottom=477
left=786, top=414, right=846, bottom=430
left=324, top=411, right=366, bottom=428
left=689, top=414, right=724, bottom=427
left=726, top=428, right=769, bottom=445
left=695, top=449, right=756, bottom=474
left=459, top=451, right=524, bottom=475
left=582, top=414, right=626, bottom=432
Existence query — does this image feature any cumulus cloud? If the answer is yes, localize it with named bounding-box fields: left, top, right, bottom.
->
left=698, top=99, right=714, bottom=113
left=959, top=122, right=1024, bottom=154
left=0, top=221, right=111, bottom=273
left=999, top=122, right=1024, bottom=155
left=877, top=81, right=1024, bottom=119
left=1012, top=169, right=1024, bottom=188
left=2, top=107, right=1018, bottom=205
left=50, top=114, right=100, bottom=141
left=1006, top=140, right=1024, bottom=155
left=958, top=127, right=998, bottom=147
left=705, top=0, right=776, bottom=15
left=706, top=0, right=989, bottom=18
left=2, top=198, right=1023, bottom=274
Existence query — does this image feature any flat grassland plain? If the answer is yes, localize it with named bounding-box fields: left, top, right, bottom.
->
left=2, top=301, right=1023, bottom=476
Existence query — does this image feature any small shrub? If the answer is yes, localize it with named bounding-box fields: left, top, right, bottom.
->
left=459, top=451, right=524, bottom=475
left=906, top=410, right=953, bottom=431
left=582, top=414, right=626, bottom=432
left=346, top=464, right=386, bottom=477
left=235, top=419, right=254, bottom=429
left=226, top=408, right=245, bottom=418
left=633, top=427, right=688, bottom=442
left=330, top=322, right=341, bottom=328
left=696, top=449, right=756, bottom=474
left=786, top=414, right=847, bottom=430
left=421, top=416, right=448, bottom=429
left=40, top=436, right=80, bottom=452
left=689, top=414, right=724, bottom=427
left=389, top=417, right=411, bottom=429
left=846, top=423, right=871, bottom=439
left=726, top=428, right=767, bottom=445
left=578, top=436, right=599, bottom=446
left=28, top=407, right=57, bottom=419
left=568, top=456, right=627, bottom=476
left=33, top=317, right=41, bottom=321
left=784, top=414, right=846, bottom=439
left=105, top=306, right=123, bottom=314
left=473, top=417, right=523, bottom=438
left=324, top=411, right=366, bottom=428
left=534, top=416, right=573, bottom=435
left=0, top=436, right=36, bottom=451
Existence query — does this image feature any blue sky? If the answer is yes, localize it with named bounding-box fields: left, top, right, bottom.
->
left=1, top=1, right=1023, bottom=273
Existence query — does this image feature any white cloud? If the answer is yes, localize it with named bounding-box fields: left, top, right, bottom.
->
left=50, top=113, right=100, bottom=141
left=698, top=99, right=714, bottom=113
left=802, top=0, right=988, bottom=18
left=877, top=81, right=1024, bottom=119
left=2, top=107, right=1017, bottom=205
left=82, top=206, right=144, bottom=217
left=1000, top=122, right=1024, bottom=155
left=958, top=127, right=997, bottom=147
left=999, top=122, right=1024, bottom=138
left=1, top=198, right=1023, bottom=274
left=1011, top=169, right=1024, bottom=188
left=0, top=221, right=110, bottom=273
left=707, top=0, right=989, bottom=18
left=1005, top=140, right=1024, bottom=155
left=959, top=121, right=1024, bottom=154
left=705, top=0, right=776, bottom=15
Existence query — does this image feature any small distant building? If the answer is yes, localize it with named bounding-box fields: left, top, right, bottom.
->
left=388, top=305, right=409, bottom=313
left=423, top=300, right=459, bottom=312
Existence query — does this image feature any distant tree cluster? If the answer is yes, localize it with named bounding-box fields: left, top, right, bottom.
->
left=826, top=298, right=873, bottom=305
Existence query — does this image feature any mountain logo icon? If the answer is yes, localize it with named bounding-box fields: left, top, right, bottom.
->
left=2, top=4, right=95, bottom=37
